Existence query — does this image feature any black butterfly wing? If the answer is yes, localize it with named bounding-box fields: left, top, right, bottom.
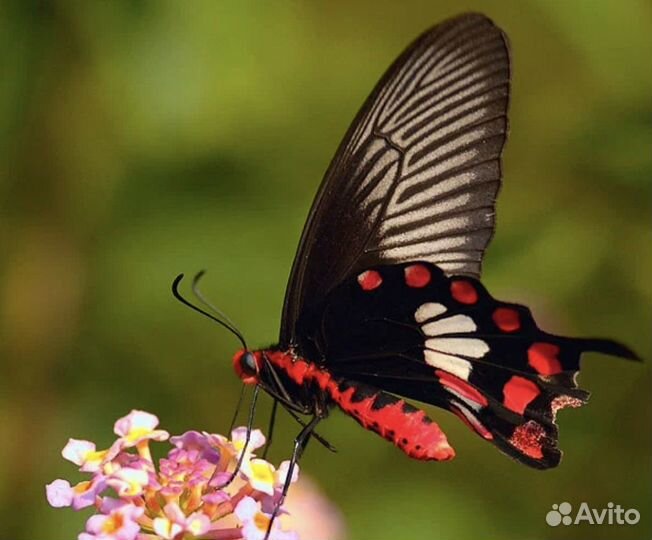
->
left=281, top=13, right=510, bottom=348
left=305, top=262, right=638, bottom=469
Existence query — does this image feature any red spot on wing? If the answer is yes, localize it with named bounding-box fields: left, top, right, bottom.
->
left=450, top=280, right=478, bottom=304
left=528, top=342, right=562, bottom=375
left=492, top=307, right=521, bottom=332
left=435, top=370, right=488, bottom=408
left=404, top=264, right=431, bottom=288
left=357, top=270, right=383, bottom=291
left=503, top=376, right=540, bottom=414
left=509, top=421, right=545, bottom=459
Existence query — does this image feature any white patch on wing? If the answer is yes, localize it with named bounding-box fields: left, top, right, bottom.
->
left=426, top=337, right=489, bottom=358
left=439, top=261, right=476, bottom=274
left=390, top=168, right=478, bottom=215
left=414, top=302, right=447, bottom=323
left=380, top=214, right=472, bottom=247
left=448, top=392, right=482, bottom=412
left=405, top=125, right=489, bottom=173
left=379, top=234, right=470, bottom=260
left=424, top=350, right=472, bottom=380
left=423, top=314, right=477, bottom=336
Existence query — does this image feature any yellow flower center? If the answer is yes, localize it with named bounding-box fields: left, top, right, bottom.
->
left=250, top=461, right=274, bottom=485
left=73, top=481, right=92, bottom=494
left=233, top=439, right=246, bottom=452
left=124, top=480, right=141, bottom=496
left=84, top=449, right=107, bottom=463
left=187, top=517, right=204, bottom=535
left=254, top=511, right=270, bottom=531
left=102, top=513, right=124, bottom=534
left=126, top=427, right=152, bottom=443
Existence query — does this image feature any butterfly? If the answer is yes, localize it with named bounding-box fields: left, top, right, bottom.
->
left=174, top=11, right=637, bottom=533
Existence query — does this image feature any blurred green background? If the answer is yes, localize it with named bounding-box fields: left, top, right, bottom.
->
left=1, top=1, right=650, bottom=539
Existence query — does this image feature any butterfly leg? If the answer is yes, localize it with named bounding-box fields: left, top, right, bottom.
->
left=262, top=398, right=279, bottom=459
left=265, top=414, right=322, bottom=540
left=213, top=384, right=261, bottom=488
left=260, top=355, right=333, bottom=447
left=258, top=359, right=337, bottom=451
left=284, top=406, right=337, bottom=452
left=259, top=383, right=337, bottom=452
left=228, top=383, right=247, bottom=432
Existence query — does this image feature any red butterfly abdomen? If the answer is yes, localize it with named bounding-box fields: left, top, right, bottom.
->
left=265, top=349, right=455, bottom=461
left=327, top=379, right=455, bottom=461
left=326, top=379, right=455, bottom=461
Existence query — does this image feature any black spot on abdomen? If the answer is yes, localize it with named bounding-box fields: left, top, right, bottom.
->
left=372, top=392, right=401, bottom=410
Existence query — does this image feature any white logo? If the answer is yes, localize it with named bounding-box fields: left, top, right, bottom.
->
left=546, top=502, right=640, bottom=526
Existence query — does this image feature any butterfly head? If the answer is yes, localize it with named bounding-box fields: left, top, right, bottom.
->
left=233, top=349, right=263, bottom=385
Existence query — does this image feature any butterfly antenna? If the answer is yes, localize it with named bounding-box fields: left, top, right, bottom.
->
left=191, top=270, right=242, bottom=334
left=172, top=274, right=248, bottom=350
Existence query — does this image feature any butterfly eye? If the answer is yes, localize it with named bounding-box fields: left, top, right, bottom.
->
left=240, top=352, right=258, bottom=376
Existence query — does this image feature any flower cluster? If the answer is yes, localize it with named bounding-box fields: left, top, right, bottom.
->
left=46, top=410, right=299, bottom=540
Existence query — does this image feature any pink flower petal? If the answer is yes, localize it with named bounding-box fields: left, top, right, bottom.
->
left=85, top=514, right=109, bottom=534
left=46, top=479, right=73, bottom=508
left=71, top=477, right=105, bottom=510
left=276, top=461, right=299, bottom=487
left=153, top=517, right=183, bottom=539
left=202, top=491, right=230, bottom=505
left=243, top=458, right=276, bottom=495
left=202, top=431, right=232, bottom=461
left=234, top=496, right=259, bottom=522
left=106, top=467, right=149, bottom=497
left=114, top=410, right=160, bottom=436
left=78, top=440, right=124, bottom=473
left=236, top=496, right=299, bottom=540
left=112, top=410, right=169, bottom=449
left=231, top=428, right=266, bottom=453
left=170, top=431, right=220, bottom=463
left=162, top=502, right=186, bottom=524
left=85, top=502, right=143, bottom=540
left=98, top=497, right=128, bottom=514
left=62, top=439, right=96, bottom=466
left=185, top=511, right=211, bottom=536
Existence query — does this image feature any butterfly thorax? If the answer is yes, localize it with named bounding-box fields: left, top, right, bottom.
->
left=233, top=348, right=332, bottom=415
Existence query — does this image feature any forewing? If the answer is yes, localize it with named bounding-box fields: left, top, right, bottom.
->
left=281, top=13, right=510, bottom=347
